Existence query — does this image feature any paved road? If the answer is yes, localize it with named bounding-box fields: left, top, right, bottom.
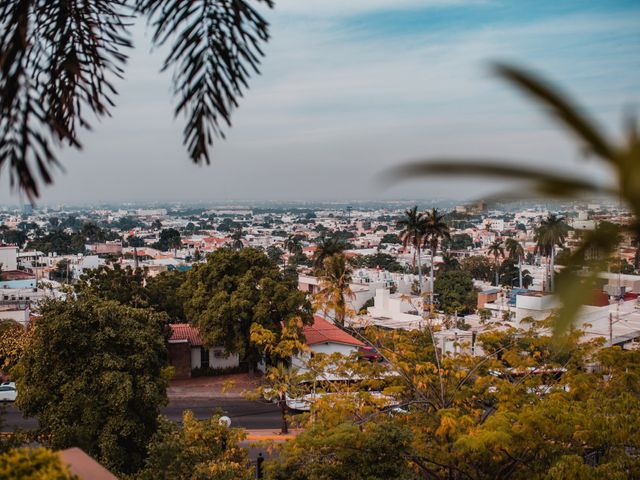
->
left=2, top=397, right=289, bottom=431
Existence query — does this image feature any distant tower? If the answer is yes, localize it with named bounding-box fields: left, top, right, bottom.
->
left=346, top=206, right=353, bottom=222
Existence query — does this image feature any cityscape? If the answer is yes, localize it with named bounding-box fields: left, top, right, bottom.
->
left=1, top=1, right=639, bottom=479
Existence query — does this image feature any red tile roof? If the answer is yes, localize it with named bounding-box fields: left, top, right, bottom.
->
left=303, top=316, right=364, bottom=347
left=169, top=323, right=203, bottom=346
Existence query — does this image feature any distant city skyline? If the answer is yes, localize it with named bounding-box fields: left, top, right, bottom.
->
left=1, top=0, right=638, bottom=205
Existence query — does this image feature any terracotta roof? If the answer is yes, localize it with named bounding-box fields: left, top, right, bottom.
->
left=303, top=316, right=364, bottom=347
left=0, top=270, right=35, bottom=281
left=57, top=448, right=117, bottom=480
left=169, top=323, right=203, bottom=346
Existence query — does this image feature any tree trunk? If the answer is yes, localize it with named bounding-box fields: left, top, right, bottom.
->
left=550, top=247, right=555, bottom=292
left=430, top=249, right=435, bottom=307
left=280, top=401, right=289, bottom=434
left=417, top=244, right=423, bottom=295
left=518, top=256, right=523, bottom=288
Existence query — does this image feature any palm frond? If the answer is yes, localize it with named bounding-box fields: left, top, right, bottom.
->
left=0, top=0, right=131, bottom=200
left=492, top=63, right=615, bottom=162
left=137, top=0, right=273, bottom=165
left=384, top=160, right=612, bottom=199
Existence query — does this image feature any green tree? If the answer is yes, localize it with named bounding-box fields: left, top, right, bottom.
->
left=0, top=447, right=75, bottom=480
left=505, top=238, right=525, bottom=288
left=380, top=233, right=401, bottom=244
left=13, top=296, right=170, bottom=474
left=423, top=208, right=451, bottom=306
left=266, top=245, right=284, bottom=265
left=434, top=269, right=476, bottom=314
left=488, top=240, right=504, bottom=286
left=0, top=319, right=30, bottom=375
left=535, top=215, right=569, bottom=292
left=266, top=422, right=418, bottom=480
left=154, top=228, right=182, bottom=252
left=315, top=254, right=355, bottom=327
left=313, top=237, right=348, bottom=271
left=146, top=270, right=187, bottom=322
left=180, top=248, right=312, bottom=369
left=284, top=235, right=303, bottom=256
left=136, top=412, right=253, bottom=480
left=397, top=206, right=427, bottom=294
left=75, top=264, right=148, bottom=308
left=461, top=255, right=493, bottom=282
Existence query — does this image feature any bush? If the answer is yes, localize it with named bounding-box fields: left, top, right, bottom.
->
left=191, top=363, right=249, bottom=377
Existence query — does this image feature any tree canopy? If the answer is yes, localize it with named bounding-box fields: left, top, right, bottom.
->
left=13, top=296, right=170, bottom=474
left=180, top=248, right=312, bottom=368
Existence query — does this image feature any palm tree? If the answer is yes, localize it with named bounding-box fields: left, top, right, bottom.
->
left=315, top=254, right=355, bottom=327
left=396, top=207, right=427, bottom=294
left=313, top=237, right=348, bottom=271
left=505, top=238, right=525, bottom=288
left=284, top=235, right=303, bottom=265
left=488, top=240, right=504, bottom=287
left=439, top=250, right=460, bottom=272
left=534, top=215, right=568, bottom=292
left=230, top=228, right=244, bottom=250
left=423, top=208, right=451, bottom=306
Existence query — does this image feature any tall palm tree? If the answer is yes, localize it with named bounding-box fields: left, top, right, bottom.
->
left=423, top=208, right=451, bottom=306
left=505, top=238, right=525, bottom=288
left=284, top=235, right=303, bottom=256
left=313, top=237, right=348, bottom=271
left=396, top=207, right=427, bottom=294
left=231, top=228, right=244, bottom=250
left=315, top=254, right=355, bottom=327
left=488, top=240, right=504, bottom=287
left=534, top=215, right=568, bottom=292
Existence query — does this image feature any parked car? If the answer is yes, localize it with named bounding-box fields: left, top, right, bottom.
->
left=0, top=382, right=17, bottom=402
left=359, top=346, right=382, bottom=362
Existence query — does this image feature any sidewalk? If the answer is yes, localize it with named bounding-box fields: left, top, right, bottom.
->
left=244, top=428, right=302, bottom=441
left=168, top=373, right=262, bottom=399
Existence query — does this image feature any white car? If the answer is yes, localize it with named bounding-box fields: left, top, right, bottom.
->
left=0, top=382, right=17, bottom=402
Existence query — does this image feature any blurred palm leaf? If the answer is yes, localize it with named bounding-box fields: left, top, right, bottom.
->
left=386, top=63, right=640, bottom=335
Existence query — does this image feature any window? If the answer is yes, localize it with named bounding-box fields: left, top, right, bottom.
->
left=200, top=347, right=209, bottom=369
left=213, top=349, right=225, bottom=359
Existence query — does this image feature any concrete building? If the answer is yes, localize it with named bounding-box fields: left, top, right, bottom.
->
left=0, top=245, right=18, bottom=271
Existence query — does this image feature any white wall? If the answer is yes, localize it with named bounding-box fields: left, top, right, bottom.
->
left=190, top=347, right=239, bottom=370
left=0, top=246, right=18, bottom=271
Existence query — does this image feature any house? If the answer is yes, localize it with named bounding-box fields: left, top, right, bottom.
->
left=167, top=324, right=239, bottom=378
left=292, top=316, right=365, bottom=373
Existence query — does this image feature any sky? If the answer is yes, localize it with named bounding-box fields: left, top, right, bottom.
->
left=3, top=0, right=640, bottom=206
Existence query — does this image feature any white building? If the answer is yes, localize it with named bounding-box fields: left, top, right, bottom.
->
left=0, top=245, right=18, bottom=271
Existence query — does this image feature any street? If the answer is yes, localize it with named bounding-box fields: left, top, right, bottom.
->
left=1, top=397, right=290, bottom=431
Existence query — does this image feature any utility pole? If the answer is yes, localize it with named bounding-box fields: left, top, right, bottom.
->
left=609, top=312, right=613, bottom=346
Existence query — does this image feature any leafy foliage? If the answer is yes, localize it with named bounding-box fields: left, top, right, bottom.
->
left=180, top=248, right=312, bottom=368
left=13, top=296, right=170, bottom=474
left=0, top=319, right=31, bottom=375
left=135, top=411, right=253, bottom=480
left=434, top=269, right=476, bottom=314
left=267, top=321, right=640, bottom=479
left=0, top=447, right=75, bottom=480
